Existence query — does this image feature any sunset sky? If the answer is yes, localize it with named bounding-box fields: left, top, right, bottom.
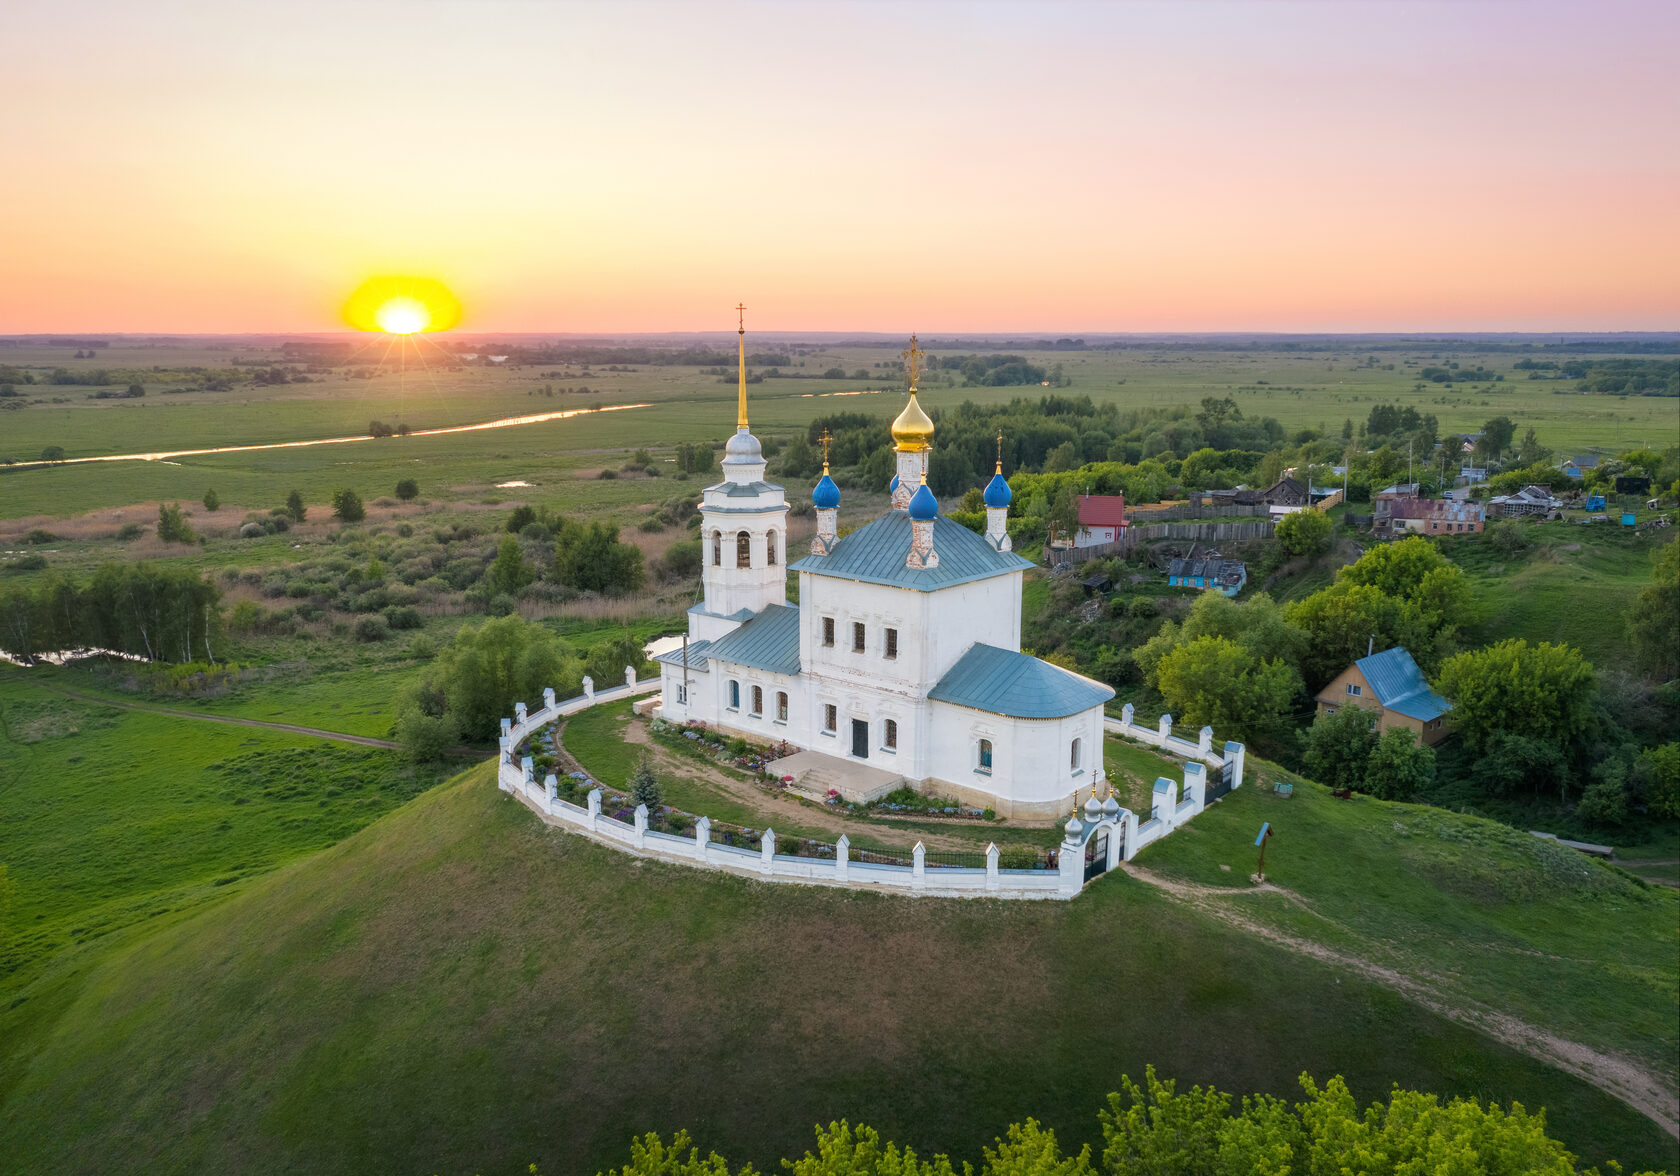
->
left=2, top=0, right=1676, bottom=334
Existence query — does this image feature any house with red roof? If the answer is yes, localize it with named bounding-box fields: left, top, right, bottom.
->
left=1073, top=494, right=1127, bottom=548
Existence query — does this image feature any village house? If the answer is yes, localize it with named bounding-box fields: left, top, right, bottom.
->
left=1487, top=484, right=1560, bottom=518
left=1314, top=647, right=1452, bottom=746
left=1374, top=496, right=1485, bottom=538
left=1561, top=455, right=1599, bottom=480
left=1166, top=556, right=1246, bottom=596
left=1072, top=494, right=1127, bottom=548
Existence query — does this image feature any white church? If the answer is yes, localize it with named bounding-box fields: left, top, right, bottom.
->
left=656, top=322, right=1114, bottom=819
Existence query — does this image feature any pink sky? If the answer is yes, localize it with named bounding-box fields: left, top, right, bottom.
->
left=2, top=0, right=1676, bottom=333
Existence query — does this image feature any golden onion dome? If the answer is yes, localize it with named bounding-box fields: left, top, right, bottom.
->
left=891, top=391, right=934, bottom=452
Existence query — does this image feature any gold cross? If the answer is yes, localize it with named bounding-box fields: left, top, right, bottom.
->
left=901, top=333, right=923, bottom=391
left=735, top=302, right=746, bottom=333
left=996, top=428, right=1004, bottom=468
left=819, top=428, right=832, bottom=471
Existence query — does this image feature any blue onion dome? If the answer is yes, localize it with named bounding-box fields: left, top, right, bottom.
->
left=889, top=473, right=900, bottom=495
left=908, top=481, right=939, bottom=521
left=812, top=472, right=841, bottom=509
left=984, top=470, right=1013, bottom=508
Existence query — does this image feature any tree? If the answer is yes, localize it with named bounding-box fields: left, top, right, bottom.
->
left=1436, top=639, right=1596, bottom=756
left=488, top=536, right=535, bottom=595
left=156, top=502, right=195, bottom=543
left=417, top=615, right=579, bottom=738
left=1286, top=582, right=1429, bottom=688
left=1365, top=727, right=1434, bottom=801
left=284, top=489, right=306, bottom=523
left=40, top=446, right=65, bottom=463
left=1273, top=508, right=1332, bottom=559
left=394, top=686, right=461, bottom=763
left=202, top=488, right=220, bottom=512
left=395, top=478, right=419, bottom=501
left=1155, top=635, right=1300, bottom=752
left=552, top=522, right=645, bottom=595
left=1302, top=704, right=1378, bottom=790
left=1626, top=540, right=1679, bottom=681
left=331, top=488, right=365, bottom=523
left=628, top=753, right=662, bottom=810
left=1478, top=415, right=1517, bottom=461
left=506, top=505, right=538, bottom=534
left=1634, top=742, right=1680, bottom=820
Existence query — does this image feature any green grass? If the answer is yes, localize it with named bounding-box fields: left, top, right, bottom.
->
left=1135, top=774, right=1679, bottom=1086
left=1, top=763, right=1671, bottom=1176
left=0, top=670, right=453, bottom=984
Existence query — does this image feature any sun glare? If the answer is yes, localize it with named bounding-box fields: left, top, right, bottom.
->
left=342, top=276, right=462, bottom=334
left=375, top=297, right=430, bottom=334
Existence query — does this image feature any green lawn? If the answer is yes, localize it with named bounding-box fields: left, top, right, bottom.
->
left=1, top=762, right=1672, bottom=1176
left=1135, top=774, right=1679, bottom=1087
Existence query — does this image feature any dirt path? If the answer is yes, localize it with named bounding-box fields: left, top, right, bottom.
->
left=40, top=687, right=482, bottom=755
left=612, top=718, right=1028, bottom=854
left=1123, top=863, right=1680, bottom=1138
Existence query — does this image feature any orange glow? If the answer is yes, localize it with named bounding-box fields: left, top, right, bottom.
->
left=342, top=277, right=461, bottom=334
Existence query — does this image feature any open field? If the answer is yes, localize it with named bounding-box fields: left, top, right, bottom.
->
left=2, top=760, right=1673, bottom=1176
left=3, top=337, right=1675, bottom=520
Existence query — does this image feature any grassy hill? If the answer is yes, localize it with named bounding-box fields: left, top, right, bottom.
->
left=2, top=760, right=1673, bottom=1176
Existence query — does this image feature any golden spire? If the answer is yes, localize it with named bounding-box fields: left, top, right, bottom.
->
left=891, top=333, right=934, bottom=453
left=735, top=302, right=748, bottom=430
left=995, top=429, right=1004, bottom=474
left=819, top=428, right=833, bottom=474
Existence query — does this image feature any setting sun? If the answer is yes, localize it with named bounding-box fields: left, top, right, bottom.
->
left=341, top=276, right=462, bottom=335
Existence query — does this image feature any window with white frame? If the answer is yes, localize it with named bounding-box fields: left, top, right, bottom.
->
left=728, top=680, right=739, bottom=709
left=1346, top=683, right=1362, bottom=697
left=885, top=627, right=898, bottom=659
left=822, top=617, right=835, bottom=647
left=823, top=704, right=837, bottom=733
left=776, top=691, right=788, bottom=722
left=852, top=621, right=865, bottom=652
left=1070, top=737, right=1082, bottom=772
left=978, top=738, right=993, bottom=773
left=884, top=719, right=898, bottom=750
left=751, top=685, right=762, bottom=715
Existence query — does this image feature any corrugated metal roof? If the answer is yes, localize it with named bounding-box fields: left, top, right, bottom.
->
left=1077, top=495, right=1127, bottom=527
left=1355, top=646, right=1451, bottom=722
left=699, top=603, right=803, bottom=676
left=789, top=510, right=1032, bottom=591
left=654, top=638, right=715, bottom=673
left=929, top=643, right=1115, bottom=719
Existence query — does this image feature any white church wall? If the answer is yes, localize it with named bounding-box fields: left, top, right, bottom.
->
left=923, top=702, right=1108, bottom=819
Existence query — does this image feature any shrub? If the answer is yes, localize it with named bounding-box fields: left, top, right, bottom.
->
left=487, top=592, right=519, bottom=616
left=156, top=502, right=195, bottom=543
left=395, top=478, right=419, bottom=501
left=384, top=605, right=423, bottom=630
left=202, top=488, right=220, bottom=512
left=23, top=529, right=56, bottom=545
left=597, top=468, right=617, bottom=480
left=284, top=489, right=306, bottom=523
left=396, top=522, right=414, bottom=538
left=506, top=505, right=537, bottom=533
left=407, top=634, right=437, bottom=660
left=116, top=523, right=144, bottom=541
left=629, top=753, right=663, bottom=810
left=6, top=554, right=47, bottom=572
left=353, top=615, right=390, bottom=642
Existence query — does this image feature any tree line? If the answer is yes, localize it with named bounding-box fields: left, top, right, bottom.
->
left=1, top=564, right=223, bottom=664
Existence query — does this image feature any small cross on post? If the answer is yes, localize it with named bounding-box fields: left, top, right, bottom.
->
left=819, top=427, right=833, bottom=471
left=901, top=333, right=923, bottom=391
left=735, top=302, right=746, bottom=333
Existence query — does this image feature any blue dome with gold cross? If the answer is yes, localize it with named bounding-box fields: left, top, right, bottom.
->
left=908, top=481, right=939, bottom=521
left=812, top=472, right=840, bottom=509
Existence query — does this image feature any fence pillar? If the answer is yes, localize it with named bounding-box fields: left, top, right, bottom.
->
left=985, top=843, right=1000, bottom=892
left=1224, top=741, right=1246, bottom=790
left=583, top=676, right=595, bottom=700
left=836, top=834, right=850, bottom=881
left=515, top=701, right=528, bottom=725
left=761, top=829, right=776, bottom=874
left=1197, top=726, right=1214, bottom=758
left=1158, top=713, right=1173, bottom=742
left=626, top=665, right=637, bottom=689
left=587, top=788, right=602, bottom=832
left=498, top=735, right=512, bottom=763
left=634, top=803, right=648, bottom=848
left=544, top=773, right=558, bottom=806
left=1121, top=810, right=1140, bottom=861
left=543, top=687, right=556, bottom=711
left=1106, top=819, right=1124, bottom=869
left=695, top=816, right=711, bottom=862
left=500, top=716, right=512, bottom=738
left=1121, top=702, right=1135, bottom=729
left=1151, top=777, right=1177, bottom=826
left=520, top=757, right=534, bottom=790
left=912, top=842, right=926, bottom=890
left=1058, top=840, right=1083, bottom=896
left=1182, top=761, right=1206, bottom=813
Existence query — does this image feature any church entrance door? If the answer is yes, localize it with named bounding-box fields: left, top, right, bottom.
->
left=851, top=719, right=869, bottom=759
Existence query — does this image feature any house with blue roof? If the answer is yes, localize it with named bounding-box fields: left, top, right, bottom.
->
left=655, top=328, right=1114, bottom=819
left=1312, top=646, right=1452, bottom=746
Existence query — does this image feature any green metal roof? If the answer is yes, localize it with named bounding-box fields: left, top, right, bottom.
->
left=654, top=637, right=715, bottom=673
left=789, top=510, right=1032, bottom=591
left=698, top=603, right=803, bottom=676
left=1355, top=647, right=1451, bottom=722
left=929, top=643, right=1115, bottom=719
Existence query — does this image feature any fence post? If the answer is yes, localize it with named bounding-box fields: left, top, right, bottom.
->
left=1158, top=713, right=1173, bottom=742
left=626, top=665, right=637, bottom=689
left=500, top=717, right=512, bottom=739
left=1121, top=810, right=1139, bottom=861
left=1152, top=777, right=1177, bottom=826
left=1198, top=725, right=1213, bottom=758
left=543, top=687, right=556, bottom=711
left=1224, top=741, right=1246, bottom=790
left=912, top=842, right=926, bottom=890
left=544, top=773, right=558, bottom=807
left=761, top=829, right=776, bottom=874
left=836, top=834, right=850, bottom=882
left=1182, top=762, right=1206, bottom=813
left=1121, top=702, right=1135, bottom=730
left=985, top=843, right=1000, bottom=892
left=1058, top=839, right=1082, bottom=896
left=515, top=701, right=528, bottom=725
left=695, top=816, right=711, bottom=862
left=583, top=676, right=595, bottom=700
left=587, top=788, right=602, bottom=832
left=520, top=757, right=534, bottom=791
left=633, top=803, right=648, bottom=848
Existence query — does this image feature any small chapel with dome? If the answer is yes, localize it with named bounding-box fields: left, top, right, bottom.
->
left=655, top=316, right=1114, bottom=819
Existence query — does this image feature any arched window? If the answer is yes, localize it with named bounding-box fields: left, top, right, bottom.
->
left=884, top=719, right=898, bottom=750
left=1070, top=738, right=1082, bottom=772
left=776, top=691, right=788, bottom=721
left=751, top=685, right=763, bottom=715
left=712, top=530, right=721, bottom=567
left=978, top=739, right=993, bottom=773
left=728, top=680, right=740, bottom=709
left=766, top=529, right=778, bottom=566
left=736, top=530, right=751, bottom=568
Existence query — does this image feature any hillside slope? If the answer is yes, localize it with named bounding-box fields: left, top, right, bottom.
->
left=1, top=763, right=1672, bottom=1175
